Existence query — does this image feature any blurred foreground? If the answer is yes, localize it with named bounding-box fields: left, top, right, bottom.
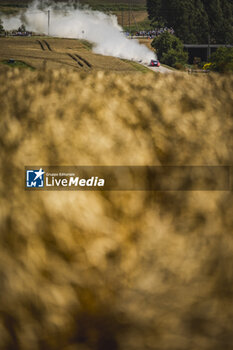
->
left=0, top=69, right=233, bottom=350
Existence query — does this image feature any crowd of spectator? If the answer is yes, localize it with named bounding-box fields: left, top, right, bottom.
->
left=11, top=31, right=32, bottom=36
left=131, top=27, right=175, bottom=38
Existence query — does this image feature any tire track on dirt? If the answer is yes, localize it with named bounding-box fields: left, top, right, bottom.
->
left=4, top=53, right=79, bottom=69
left=75, top=54, right=92, bottom=68
left=67, top=53, right=83, bottom=67
left=43, top=40, right=52, bottom=51
left=36, top=40, right=45, bottom=51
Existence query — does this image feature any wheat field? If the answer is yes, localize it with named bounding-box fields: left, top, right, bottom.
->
left=0, top=37, right=146, bottom=72
left=0, top=68, right=233, bottom=350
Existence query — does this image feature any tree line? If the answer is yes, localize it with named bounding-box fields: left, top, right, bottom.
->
left=147, top=0, right=233, bottom=44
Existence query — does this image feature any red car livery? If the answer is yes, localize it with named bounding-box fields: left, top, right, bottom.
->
left=150, top=59, right=160, bottom=67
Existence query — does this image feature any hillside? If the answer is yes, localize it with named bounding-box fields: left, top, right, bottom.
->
left=0, top=37, right=151, bottom=72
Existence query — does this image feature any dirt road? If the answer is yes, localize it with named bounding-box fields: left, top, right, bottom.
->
left=145, top=63, right=174, bottom=73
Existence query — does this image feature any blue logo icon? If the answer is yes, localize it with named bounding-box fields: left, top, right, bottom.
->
left=26, top=169, right=45, bottom=188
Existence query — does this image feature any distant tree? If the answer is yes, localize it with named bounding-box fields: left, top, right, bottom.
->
left=147, top=0, right=161, bottom=21
left=162, top=48, right=188, bottom=67
left=220, top=0, right=233, bottom=43
left=151, top=32, right=188, bottom=67
left=209, top=47, right=233, bottom=72
left=189, top=0, right=209, bottom=43
left=147, top=0, right=208, bottom=43
left=202, top=0, right=225, bottom=42
left=0, top=19, right=5, bottom=35
left=147, top=0, right=233, bottom=44
left=18, top=24, right=26, bottom=32
left=152, top=31, right=182, bottom=58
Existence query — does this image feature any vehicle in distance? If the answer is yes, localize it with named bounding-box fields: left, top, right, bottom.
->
left=149, top=59, right=160, bottom=67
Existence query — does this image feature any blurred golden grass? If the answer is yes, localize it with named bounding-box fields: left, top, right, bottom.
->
left=0, top=69, right=233, bottom=350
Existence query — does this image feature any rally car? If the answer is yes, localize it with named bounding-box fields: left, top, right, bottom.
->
left=149, top=59, right=160, bottom=67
